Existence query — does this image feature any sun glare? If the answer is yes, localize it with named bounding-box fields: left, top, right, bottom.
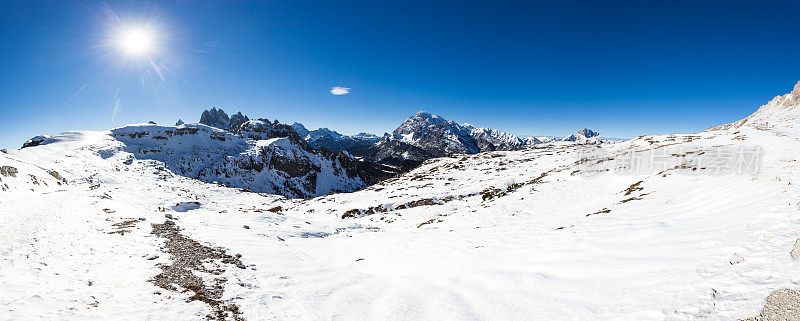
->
left=116, top=28, right=154, bottom=56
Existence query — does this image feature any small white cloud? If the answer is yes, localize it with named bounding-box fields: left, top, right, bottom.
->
left=330, top=86, right=350, bottom=95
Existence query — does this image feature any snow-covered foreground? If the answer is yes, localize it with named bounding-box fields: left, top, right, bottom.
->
left=1, top=122, right=799, bottom=320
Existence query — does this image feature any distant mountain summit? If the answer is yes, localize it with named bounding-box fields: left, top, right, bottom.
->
left=347, top=111, right=608, bottom=171
left=290, top=122, right=380, bottom=152
left=392, top=112, right=482, bottom=156
left=391, top=111, right=530, bottom=157
left=562, top=128, right=603, bottom=144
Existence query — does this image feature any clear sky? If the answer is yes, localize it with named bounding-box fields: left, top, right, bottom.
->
left=2, top=0, right=800, bottom=148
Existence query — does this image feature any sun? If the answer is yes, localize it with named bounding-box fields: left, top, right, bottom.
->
left=116, top=28, right=154, bottom=56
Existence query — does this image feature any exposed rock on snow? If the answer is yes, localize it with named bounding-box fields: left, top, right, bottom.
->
left=742, top=289, right=800, bottom=321
left=790, top=239, right=800, bottom=260
left=21, top=134, right=52, bottom=148
left=172, top=201, right=201, bottom=212
left=150, top=220, right=246, bottom=321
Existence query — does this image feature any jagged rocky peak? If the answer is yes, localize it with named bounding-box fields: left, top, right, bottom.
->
left=199, top=107, right=249, bottom=132
left=199, top=107, right=229, bottom=128
left=395, top=112, right=448, bottom=134
left=562, top=128, right=603, bottom=144
left=175, top=119, right=185, bottom=126
left=392, top=111, right=480, bottom=156
left=307, top=128, right=344, bottom=142
left=229, top=112, right=250, bottom=131
left=391, top=111, right=529, bottom=156
left=711, top=80, right=800, bottom=130
left=291, top=122, right=310, bottom=138
left=576, top=128, right=600, bottom=138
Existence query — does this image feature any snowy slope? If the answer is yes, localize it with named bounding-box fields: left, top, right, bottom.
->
left=711, top=81, right=800, bottom=130
left=2, top=82, right=800, bottom=320
left=3, top=121, right=798, bottom=320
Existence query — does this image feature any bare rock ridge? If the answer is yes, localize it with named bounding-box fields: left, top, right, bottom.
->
left=199, top=107, right=250, bottom=133
left=710, top=80, right=800, bottom=131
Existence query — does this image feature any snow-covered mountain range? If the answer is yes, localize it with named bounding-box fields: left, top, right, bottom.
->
left=350, top=111, right=611, bottom=171
left=111, top=123, right=366, bottom=198
left=195, top=108, right=611, bottom=173
left=391, top=112, right=524, bottom=156
left=10, top=82, right=800, bottom=320
left=291, top=122, right=380, bottom=151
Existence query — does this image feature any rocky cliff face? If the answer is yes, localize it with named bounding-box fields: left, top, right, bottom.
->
left=109, top=123, right=366, bottom=198
left=199, top=107, right=250, bottom=132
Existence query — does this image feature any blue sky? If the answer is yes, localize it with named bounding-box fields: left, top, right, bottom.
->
left=2, top=0, right=800, bottom=148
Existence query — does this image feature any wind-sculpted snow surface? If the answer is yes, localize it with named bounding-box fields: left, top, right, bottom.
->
left=110, top=123, right=365, bottom=198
